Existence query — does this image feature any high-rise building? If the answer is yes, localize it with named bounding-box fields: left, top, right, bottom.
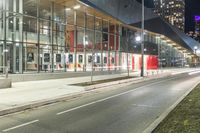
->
left=194, top=16, right=200, bottom=42
left=153, top=0, right=185, bottom=31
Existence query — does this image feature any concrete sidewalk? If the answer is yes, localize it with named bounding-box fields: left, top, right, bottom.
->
left=0, top=68, right=199, bottom=116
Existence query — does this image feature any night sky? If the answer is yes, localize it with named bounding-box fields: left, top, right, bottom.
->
left=136, top=0, right=200, bottom=33
left=185, top=0, right=200, bottom=32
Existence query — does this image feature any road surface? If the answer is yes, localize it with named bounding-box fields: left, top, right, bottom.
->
left=0, top=72, right=200, bottom=133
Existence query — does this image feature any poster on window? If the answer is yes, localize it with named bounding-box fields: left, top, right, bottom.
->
left=27, top=53, right=34, bottom=62
left=56, top=54, right=61, bottom=63
left=44, top=53, right=50, bottom=63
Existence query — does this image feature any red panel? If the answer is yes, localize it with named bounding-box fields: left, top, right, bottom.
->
left=109, top=34, right=115, bottom=50
left=69, top=31, right=74, bottom=52
left=147, top=55, right=158, bottom=70
left=132, top=55, right=135, bottom=71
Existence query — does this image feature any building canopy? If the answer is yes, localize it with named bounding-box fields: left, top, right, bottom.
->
left=81, top=0, right=200, bottom=52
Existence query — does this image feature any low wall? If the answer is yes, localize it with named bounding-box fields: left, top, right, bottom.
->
left=9, top=70, right=126, bottom=82
left=0, top=78, right=12, bottom=89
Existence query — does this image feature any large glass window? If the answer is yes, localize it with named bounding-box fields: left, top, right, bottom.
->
left=23, top=16, right=38, bottom=43
left=66, top=10, right=74, bottom=25
left=95, top=17, right=102, bottom=31
left=39, top=0, right=51, bottom=20
left=23, top=0, right=37, bottom=17
left=76, top=11, right=85, bottom=27
left=103, top=20, right=109, bottom=33
left=54, top=3, right=65, bottom=23
left=86, top=15, right=94, bottom=30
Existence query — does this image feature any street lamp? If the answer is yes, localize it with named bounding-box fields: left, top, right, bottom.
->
left=135, top=36, right=141, bottom=42
left=141, top=0, right=145, bottom=77
left=194, top=46, right=198, bottom=54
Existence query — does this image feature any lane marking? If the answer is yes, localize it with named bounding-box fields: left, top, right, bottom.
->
left=132, top=104, right=159, bottom=108
left=2, top=120, right=39, bottom=132
left=171, top=70, right=195, bottom=75
left=188, top=71, right=200, bottom=75
left=57, top=77, right=176, bottom=115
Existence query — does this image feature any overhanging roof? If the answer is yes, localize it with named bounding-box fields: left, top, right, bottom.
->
left=132, top=17, right=199, bottom=52
left=80, top=0, right=200, bottom=53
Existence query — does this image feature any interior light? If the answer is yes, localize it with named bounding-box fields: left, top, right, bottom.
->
left=65, top=8, right=71, bottom=11
left=73, top=5, right=80, bottom=9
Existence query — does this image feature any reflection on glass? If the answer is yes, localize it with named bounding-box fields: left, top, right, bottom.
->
left=78, top=55, right=83, bottom=63
left=97, top=56, right=100, bottom=63
left=104, top=57, right=107, bottom=64
left=88, top=55, right=92, bottom=63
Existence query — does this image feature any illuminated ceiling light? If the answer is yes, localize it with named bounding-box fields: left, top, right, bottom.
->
left=155, top=36, right=160, bottom=39
left=65, top=8, right=71, bottom=11
left=3, top=49, right=9, bottom=52
left=160, top=35, right=165, bottom=38
left=73, top=5, right=80, bottom=9
left=135, top=36, right=141, bottom=42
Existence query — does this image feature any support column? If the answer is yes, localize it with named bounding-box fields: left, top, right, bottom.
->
left=91, top=16, right=95, bottom=83
left=100, top=19, right=103, bottom=71
left=118, top=25, right=122, bottom=71
left=126, top=29, right=129, bottom=77
left=18, top=0, right=23, bottom=73
left=74, top=11, right=77, bottom=72
left=37, top=0, right=40, bottom=72
left=0, top=8, right=2, bottom=72
left=83, top=13, right=87, bottom=72
left=51, top=2, right=54, bottom=72
left=108, top=21, right=110, bottom=71
left=3, top=0, right=8, bottom=74
left=12, top=0, right=17, bottom=73
left=114, top=24, right=117, bottom=71
left=63, top=7, right=67, bottom=72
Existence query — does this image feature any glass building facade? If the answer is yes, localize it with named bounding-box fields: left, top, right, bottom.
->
left=0, top=0, right=188, bottom=74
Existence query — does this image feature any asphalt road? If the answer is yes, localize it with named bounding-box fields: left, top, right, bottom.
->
left=0, top=72, right=200, bottom=133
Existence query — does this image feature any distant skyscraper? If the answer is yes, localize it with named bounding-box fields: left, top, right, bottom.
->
left=194, top=16, right=200, bottom=42
left=153, top=0, right=185, bottom=31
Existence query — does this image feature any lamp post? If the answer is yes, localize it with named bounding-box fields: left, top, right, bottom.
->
left=194, top=46, right=198, bottom=67
left=194, top=46, right=198, bottom=54
left=141, top=0, right=145, bottom=77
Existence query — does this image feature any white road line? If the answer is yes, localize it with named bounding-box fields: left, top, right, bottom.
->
left=57, top=77, right=176, bottom=115
left=188, top=71, right=200, bottom=75
left=171, top=70, right=194, bottom=75
left=132, top=104, right=159, bottom=108
left=2, top=120, right=39, bottom=132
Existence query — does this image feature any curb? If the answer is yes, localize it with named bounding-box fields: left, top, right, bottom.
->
left=142, top=81, right=200, bottom=133
left=85, top=72, right=172, bottom=91
left=0, top=91, right=88, bottom=116
left=85, top=77, right=143, bottom=91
